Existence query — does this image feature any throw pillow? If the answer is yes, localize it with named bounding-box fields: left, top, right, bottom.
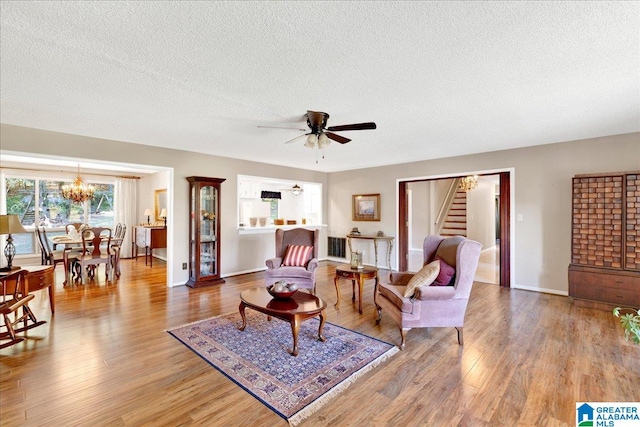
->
left=403, top=260, right=440, bottom=297
left=282, top=245, right=313, bottom=267
left=432, top=256, right=456, bottom=286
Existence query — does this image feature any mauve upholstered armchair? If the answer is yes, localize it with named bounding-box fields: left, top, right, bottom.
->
left=265, top=228, right=319, bottom=294
left=374, top=235, right=482, bottom=350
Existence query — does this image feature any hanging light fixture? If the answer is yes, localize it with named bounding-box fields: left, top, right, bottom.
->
left=62, top=164, right=95, bottom=203
left=291, top=184, right=302, bottom=195
left=304, top=133, right=317, bottom=148
left=318, top=132, right=330, bottom=149
left=459, top=175, right=479, bottom=192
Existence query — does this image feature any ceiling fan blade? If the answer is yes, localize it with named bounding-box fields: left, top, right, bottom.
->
left=284, top=133, right=307, bottom=144
left=327, top=122, right=377, bottom=132
left=258, top=125, right=307, bottom=131
left=325, top=132, right=351, bottom=144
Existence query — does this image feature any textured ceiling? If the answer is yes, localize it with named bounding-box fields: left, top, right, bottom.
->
left=1, top=1, right=638, bottom=173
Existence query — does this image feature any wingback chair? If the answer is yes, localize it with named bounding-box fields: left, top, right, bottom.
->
left=265, top=228, right=319, bottom=293
left=375, top=235, right=481, bottom=350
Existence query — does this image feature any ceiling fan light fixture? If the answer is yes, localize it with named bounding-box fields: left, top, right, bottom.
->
left=291, top=184, right=302, bottom=195
left=318, top=132, right=330, bottom=148
left=306, top=133, right=317, bottom=145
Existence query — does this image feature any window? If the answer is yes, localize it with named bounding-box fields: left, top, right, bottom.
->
left=4, top=175, right=114, bottom=256
left=265, top=198, right=279, bottom=221
left=6, top=178, right=36, bottom=255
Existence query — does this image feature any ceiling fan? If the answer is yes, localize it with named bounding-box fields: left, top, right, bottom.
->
left=279, top=183, right=303, bottom=195
left=259, top=110, right=377, bottom=161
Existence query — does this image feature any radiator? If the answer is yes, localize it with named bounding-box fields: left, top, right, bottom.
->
left=328, top=237, right=346, bottom=258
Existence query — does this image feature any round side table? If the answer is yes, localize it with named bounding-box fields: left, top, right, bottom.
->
left=333, top=264, right=378, bottom=314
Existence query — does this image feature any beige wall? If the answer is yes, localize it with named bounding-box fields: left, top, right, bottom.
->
left=328, top=133, right=639, bottom=294
left=0, top=124, right=329, bottom=286
left=466, top=179, right=496, bottom=250
left=1, top=124, right=638, bottom=293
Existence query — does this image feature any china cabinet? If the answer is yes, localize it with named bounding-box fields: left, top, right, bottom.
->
left=568, top=171, right=640, bottom=308
left=186, top=176, right=225, bottom=287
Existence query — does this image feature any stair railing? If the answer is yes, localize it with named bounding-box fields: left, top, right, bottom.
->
left=434, top=178, right=462, bottom=235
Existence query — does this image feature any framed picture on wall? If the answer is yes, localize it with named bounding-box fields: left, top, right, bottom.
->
left=352, top=194, right=380, bottom=221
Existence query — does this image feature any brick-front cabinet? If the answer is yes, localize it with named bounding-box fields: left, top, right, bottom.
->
left=568, top=171, right=640, bottom=308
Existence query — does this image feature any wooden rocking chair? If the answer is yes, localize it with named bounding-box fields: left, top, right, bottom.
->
left=0, top=269, right=46, bottom=349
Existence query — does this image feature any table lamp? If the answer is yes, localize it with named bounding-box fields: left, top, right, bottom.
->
left=160, top=208, right=167, bottom=228
left=0, top=214, right=28, bottom=272
left=144, top=208, right=152, bottom=225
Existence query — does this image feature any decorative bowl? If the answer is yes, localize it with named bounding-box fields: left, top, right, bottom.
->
left=267, top=285, right=298, bottom=299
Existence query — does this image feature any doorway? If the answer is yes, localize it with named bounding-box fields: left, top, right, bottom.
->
left=398, top=170, right=511, bottom=288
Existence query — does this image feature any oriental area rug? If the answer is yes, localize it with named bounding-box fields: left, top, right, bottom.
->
left=168, top=311, right=398, bottom=426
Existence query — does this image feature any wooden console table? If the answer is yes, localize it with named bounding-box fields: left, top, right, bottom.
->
left=133, top=226, right=167, bottom=267
left=346, top=234, right=394, bottom=269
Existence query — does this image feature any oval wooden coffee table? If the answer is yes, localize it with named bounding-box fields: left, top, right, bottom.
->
left=238, top=287, right=327, bottom=356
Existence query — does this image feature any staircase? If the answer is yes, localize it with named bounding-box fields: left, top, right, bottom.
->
left=440, top=190, right=467, bottom=237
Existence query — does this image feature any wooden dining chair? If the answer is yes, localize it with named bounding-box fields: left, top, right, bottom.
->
left=77, top=227, right=113, bottom=283
left=110, top=223, right=127, bottom=278
left=0, top=269, right=46, bottom=349
left=35, top=226, right=81, bottom=285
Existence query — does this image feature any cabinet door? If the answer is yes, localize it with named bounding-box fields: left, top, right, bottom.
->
left=199, top=183, right=218, bottom=278
left=187, top=176, right=225, bottom=287
left=626, top=174, right=640, bottom=271
left=136, top=227, right=149, bottom=247
left=571, top=175, right=623, bottom=268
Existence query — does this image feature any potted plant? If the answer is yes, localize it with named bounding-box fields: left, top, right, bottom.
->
left=613, top=307, right=640, bottom=344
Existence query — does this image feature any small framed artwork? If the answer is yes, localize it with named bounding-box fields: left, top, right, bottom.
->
left=352, top=194, right=381, bottom=221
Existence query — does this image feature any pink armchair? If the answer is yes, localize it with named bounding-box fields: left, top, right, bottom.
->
left=265, top=228, right=319, bottom=294
left=374, top=235, right=481, bottom=350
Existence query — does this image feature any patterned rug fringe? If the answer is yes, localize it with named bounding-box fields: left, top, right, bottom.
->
left=287, top=346, right=399, bottom=426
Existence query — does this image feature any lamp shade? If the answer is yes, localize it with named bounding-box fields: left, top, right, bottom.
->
left=143, top=208, right=153, bottom=216
left=0, top=215, right=28, bottom=235
left=160, top=208, right=167, bottom=218
left=318, top=132, right=330, bottom=148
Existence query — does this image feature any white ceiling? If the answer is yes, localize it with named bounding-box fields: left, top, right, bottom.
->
left=1, top=1, right=638, bottom=173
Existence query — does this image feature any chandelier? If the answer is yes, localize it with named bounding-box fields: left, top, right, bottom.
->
left=62, top=165, right=95, bottom=203
left=459, top=175, right=479, bottom=192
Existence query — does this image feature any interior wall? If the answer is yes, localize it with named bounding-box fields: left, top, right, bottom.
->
left=138, top=171, right=170, bottom=259
left=2, top=124, right=638, bottom=293
left=408, top=182, right=430, bottom=250
left=0, top=124, right=329, bottom=287
left=466, top=179, right=496, bottom=249
left=328, top=132, right=639, bottom=294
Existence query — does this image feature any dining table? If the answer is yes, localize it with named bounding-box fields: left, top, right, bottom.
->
left=48, top=231, right=122, bottom=282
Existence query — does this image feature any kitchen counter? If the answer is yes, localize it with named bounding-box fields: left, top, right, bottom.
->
left=238, top=224, right=327, bottom=234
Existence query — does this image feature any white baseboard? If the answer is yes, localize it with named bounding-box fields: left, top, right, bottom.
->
left=511, top=283, right=568, bottom=296
left=222, top=266, right=267, bottom=278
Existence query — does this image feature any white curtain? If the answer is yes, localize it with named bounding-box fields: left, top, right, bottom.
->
left=114, top=177, right=137, bottom=258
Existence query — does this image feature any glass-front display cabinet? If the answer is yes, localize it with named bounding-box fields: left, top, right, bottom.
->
left=186, top=176, right=226, bottom=287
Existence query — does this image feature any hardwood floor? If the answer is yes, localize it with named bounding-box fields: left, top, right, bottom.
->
left=1, top=259, right=638, bottom=426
